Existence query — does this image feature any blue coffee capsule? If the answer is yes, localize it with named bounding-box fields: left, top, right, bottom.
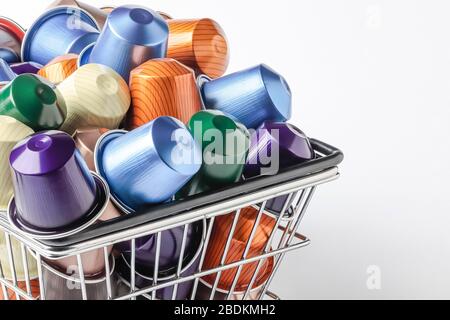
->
left=0, top=59, right=16, bottom=82
left=79, top=5, right=169, bottom=82
left=21, top=6, right=100, bottom=65
left=198, top=64, right=292, bottom=129
left=94, top=117, right=202, bottom=213
left=0, top=48, right=19, bottom=64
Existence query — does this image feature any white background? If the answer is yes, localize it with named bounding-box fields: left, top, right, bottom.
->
left=4, top=0, right=450, bottom=299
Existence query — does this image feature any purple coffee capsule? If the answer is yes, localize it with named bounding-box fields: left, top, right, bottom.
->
left=8, top=131, right=109, bottom=239
left=244, top=122, right=315, bottom=216
left=10, top=61, right=43, bottom=75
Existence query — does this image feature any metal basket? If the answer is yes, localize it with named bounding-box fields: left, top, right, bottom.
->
left=0, top=139, right=343, bottom=300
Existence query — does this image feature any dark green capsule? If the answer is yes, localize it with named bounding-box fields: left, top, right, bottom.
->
left=177, top=110, right=250, bottom=198
left=0, top=74, right=66, bottom=131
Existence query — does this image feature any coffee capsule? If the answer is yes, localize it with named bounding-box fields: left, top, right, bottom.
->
left=10, top=62, right=43, bottom=75
left=8, top=131, right=109, bottom=240
left=168, top=19, right=229, bottom=78
left=244, top=122, right=315, bottom=215
left=42, top=256, right=116, bottom=300
left=38, top=54, right=78, bottom=84
left=95, top=117, right=202, bottom=212
left=0, top=74, right=67, bottom=131
left=199, top=64, right=292, bottom=129
left=202, top=206, right=276, bottom=288
left=57, top=64, right=131, bottom=135
left=21, top=7, right=100, bottom=65
left=79, top=5, right=169, bottom=82
left=47, top=0, right=109, bottom=29
left=0, top=17, right=25, bottom=63
left=196, top=256, right=274, bottom=300
left=177, top=111, right=250, bottom=198
left=127, top=58, right=202, bottom=130
left=0, top=58, right=16, bottom=82
left=116, top=220, right=206, bottom=300
left=0, top=279, right=40, bottom=300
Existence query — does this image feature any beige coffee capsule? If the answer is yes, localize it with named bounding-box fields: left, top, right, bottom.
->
left=0, top=115, right=37, bottom=281
left=57, top=64, right=131, bottom=135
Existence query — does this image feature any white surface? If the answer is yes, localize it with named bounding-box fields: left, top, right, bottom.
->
left=4, top=0, right=450, bottom=300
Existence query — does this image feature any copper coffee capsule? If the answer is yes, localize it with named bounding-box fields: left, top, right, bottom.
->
left=0, top=279, right=40, bottom=300
left=202, top=206, right=276, bottom=288
left=168, top=19, right=229, bottom=79
left=127, top=58, right=202, bottom=130
left=38, top=54, right=78, bottom=84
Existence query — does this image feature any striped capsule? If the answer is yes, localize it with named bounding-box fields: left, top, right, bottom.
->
left=127, top=58, right=202, bottom=130
left=38, top=54, right=78, bottom=84
left=168, top=19, right=229, bottom=79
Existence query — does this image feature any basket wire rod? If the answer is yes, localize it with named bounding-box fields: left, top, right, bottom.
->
left=103, top=247, right=112, bottom=300
left=172, top=224, right=189, bottom=300
left=0, top=255, right=9, bottom=300
left=152, top=232, right=162, bottom=300
left=115, top=232, right=309, bottom=300
left=209, top=209, right=242, bottom=300
left=260, top=187, right=316, bottom=298
left=35, top=253, right=45, bottom=300
left=276, top=190, right=307, bottom=252
left=226, top=201, right=267, bottom=300
left=20, top=242, right=32, bottom=296
left=5, top=233, right=19, bottom=300
left=243, top=191, right=298, bottom=300
left=0, top=277, right=35, bottom=300
left=76, top=254, right=88, bottom=300
left=130, top=239, right=136, bottom=300
left=190, top=217, right=216, bottom=300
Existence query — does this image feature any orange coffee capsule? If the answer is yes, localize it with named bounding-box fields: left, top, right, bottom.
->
left=202, top=206, right=276, bottom=288
left=168, top=19, right=229, bottom=79
left=38, top=54, right=78, bottom=84
left=127, top=58, right=202, bottom=130
left=0, top=279, right=40, bottom=300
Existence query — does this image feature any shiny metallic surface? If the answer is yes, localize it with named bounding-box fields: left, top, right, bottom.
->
left=177, top=110, right=250, bottom=198
left=21, top=7, right=100, bottom=65
left=85, top=5, right=169, bottom=82
left=168, top=19, right=229, bottom=79
left=0, top=278, right=40, bottom=300
left=47, top=0, right=109, bottom=29
left=74, top=127, right=109, bottom=171
left=94, top=117, right=202, bottom=212
left=0, top=17, right=25, bottom=63
left=57, top=64, right=131, bottom=135
left=117, top=220, right=206, bottom=300
left=9, top=131, right=97, bottom=230
left=0, top=59, right=16, bottom=82
left=7, top=172, right=109, bottom=240
left=38, top=54, right=78, bottom=84
left=200, top=64, right=292, bottom=129
left=118, top=221, right=200, bottom=275
left=127, top=58, right=202, bottom=129
left=41, top=256, right=116, bottom=300
left=202, top=207, right=276, bottom=289
left=0, top=74, right=67, bottom=131
left=10, top=62, right=43, bottom=75
left=196, top=256, right=273, bottom=300
left=245, top=122, right=315, bottom=215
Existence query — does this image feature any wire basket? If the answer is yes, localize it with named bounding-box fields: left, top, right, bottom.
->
left=0, top=139, right=343, bottom=301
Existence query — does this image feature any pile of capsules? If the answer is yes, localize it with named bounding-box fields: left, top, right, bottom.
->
left=0, top=1, right=316, bottom=300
